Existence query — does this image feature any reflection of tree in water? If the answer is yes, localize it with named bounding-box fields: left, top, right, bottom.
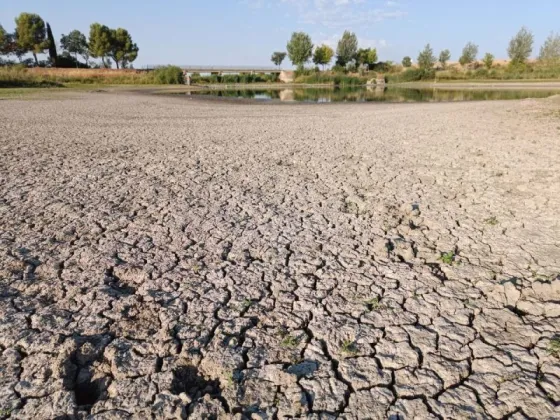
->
left=190, top=87, right=559, bottom=103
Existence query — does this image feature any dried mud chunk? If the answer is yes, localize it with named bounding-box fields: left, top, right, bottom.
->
left=394, top=367, right=443, bottom=397
left=11, top=390, right=77, bottom=420
left=338, top=357, right=392, bottom=390
left=103, top=338, right=158, bottom=379
left=388, top=398, right=438, bottom=420
left=345, top=387, right=394, bottom=420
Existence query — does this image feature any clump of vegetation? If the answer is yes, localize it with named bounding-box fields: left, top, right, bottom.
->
left=386, top=68, right=435, bottom=83
left=439, top=251, right=456, bottom=265
left=281, top=334, right=301, bottom=348
left=485, top=216, right=499, bottom=226
left=341, top=339, right=358, bottom=355
left=483, top=53, right=495, bottom=70
left=342, top=200, right=360, bottom=214
left=240, top=299, right=253, bottom=311
left=547, top=338, right=560, bottom=358
left=0, top=408, right=13, bottom=417
left=153, top=65, right=184, bottom=84
left=364, top=297, right=385, bottom=311
left=225, top=372, right=235, bottom=387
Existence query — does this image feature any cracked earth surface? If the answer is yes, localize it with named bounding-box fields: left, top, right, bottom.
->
left=1, top=93, right=560, bottom=419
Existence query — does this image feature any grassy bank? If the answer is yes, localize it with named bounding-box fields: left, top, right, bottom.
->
left=387, top=65, right=560, bottom=84
left=4, top=64, right=560, bottom=90
left=0, top=66, right=188, bottom=88
left=0, top=66, right=285, bottom=88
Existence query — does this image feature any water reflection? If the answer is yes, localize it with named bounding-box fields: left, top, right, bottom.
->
left=183, top=86, right=560, bottom=103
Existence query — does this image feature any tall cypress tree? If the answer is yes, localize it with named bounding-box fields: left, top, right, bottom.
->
left=46, top=22, right=58, bottom=66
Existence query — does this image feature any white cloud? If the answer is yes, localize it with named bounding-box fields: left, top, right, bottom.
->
left=274, top=0, right=406, bottom=28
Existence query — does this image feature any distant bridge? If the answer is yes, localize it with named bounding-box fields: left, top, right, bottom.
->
left=145, top=65, right=283, bottom=74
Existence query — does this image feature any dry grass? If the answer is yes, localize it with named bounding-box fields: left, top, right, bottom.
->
left=26, top=68, right=145, bottom=77
left=0, top=67, right=158, bottom=87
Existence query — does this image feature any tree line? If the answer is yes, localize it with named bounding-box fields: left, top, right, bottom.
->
left=409, top=27, right=560, bottom=71
left=0, top=12, right=138, bottom=68
left=272, top=27, right=560, bottom=72
left=272, top=31, right=378, bottom=72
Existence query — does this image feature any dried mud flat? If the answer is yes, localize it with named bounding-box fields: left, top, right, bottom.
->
left=1, top=93, right=560, bottom=420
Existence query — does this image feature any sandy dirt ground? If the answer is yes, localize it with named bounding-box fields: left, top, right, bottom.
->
left=1, top=93, right=560, bottom=419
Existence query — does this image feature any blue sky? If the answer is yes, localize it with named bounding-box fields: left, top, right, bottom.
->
left=3, top=0, right=560, bottom=67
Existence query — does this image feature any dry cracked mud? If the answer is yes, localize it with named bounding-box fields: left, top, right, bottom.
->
left=1, top=92, right=560, bottom=419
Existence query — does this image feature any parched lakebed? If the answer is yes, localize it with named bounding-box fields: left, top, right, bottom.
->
left=1, top=92, right=559, bottom=419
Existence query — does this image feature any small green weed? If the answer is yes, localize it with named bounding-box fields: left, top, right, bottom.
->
left=341, top=339, right=358, bottom=355
left=277, top=326, right=289, bottom=338
left=226, top=372, right=234, bottom=387
left=343, top=201, right=360, bottom=215
left=547, top=338, right=560, bottom=358
left=240, top=299, right=253, bottom=310
left=281, top=335, right=301, bottom=348
left=0, top=408, right=13, bottom=416
left=439, top=251, right=456, bottom=265
left=364, top=297, right=384, bottom=311
left=485, top=216, right=499, bottom=226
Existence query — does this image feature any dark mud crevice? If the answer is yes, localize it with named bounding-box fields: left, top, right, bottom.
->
left=171, top=365, right=230, bottom=412
left=75, top=376, right=108, bottom=407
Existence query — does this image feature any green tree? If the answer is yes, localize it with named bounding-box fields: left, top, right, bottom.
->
left=459, top=42, right=478, bottom=66
left=356, top=48, right=377, bottom=68
left=439, top=49, right=451, bottom=69
left=313, top=44, right=334, bottom=70
left=417, top=44, right=435, bottom=69
left=271, top=51, right=287, bottom=68
left=61, top=30, right=89, bottom=66
left=402, top=56, right=412, bottom=67
left=14, top=12, right=47, bottom=66
left=108, top=28, right=138, bottom=68
left=0, top=24, right=6, bottom=50
left=482, top=53, right=494, bottom=70
left=286, top=32, right=313, bottom=69
left=336, top=30, right=358, bottom=66
left=0, top=32, right=26, bottom=62
left=508, top=27, right=533, bottom=65
left=539, top=32, right=560, bottom=64
left=46, top=22, right=57, bottom=66
left=89, top=23, right=111, bottom=67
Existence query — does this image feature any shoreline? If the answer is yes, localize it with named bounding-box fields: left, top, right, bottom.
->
left=3, top=80, right=560, bottom=101
left=393, top=80, right=560, bottom=89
